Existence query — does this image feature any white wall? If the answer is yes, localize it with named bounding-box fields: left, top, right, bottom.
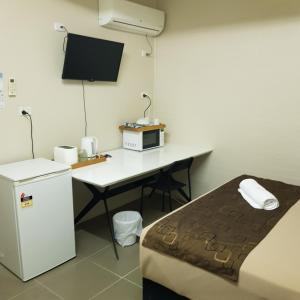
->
left=6, top=0, right=300, bottom=220
left=0, top=0, right=155, bottom=163
left=0, top=0, right=156, bottom=220
left=155, top=0, right=300, bottom=196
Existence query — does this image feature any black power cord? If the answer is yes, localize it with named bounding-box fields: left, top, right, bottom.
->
left=22, top=110, right=35, bottom=159
left=143, top=93, right=152, bottom=118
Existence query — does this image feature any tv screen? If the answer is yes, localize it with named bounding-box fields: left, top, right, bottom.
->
left=62, top=33, right=124, bottom=82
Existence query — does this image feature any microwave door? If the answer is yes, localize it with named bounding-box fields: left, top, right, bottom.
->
left=143, top=130, right=160, bottom=150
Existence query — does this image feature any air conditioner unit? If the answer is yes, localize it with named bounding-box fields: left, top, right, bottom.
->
left=99, top=0, right=165, bottom=37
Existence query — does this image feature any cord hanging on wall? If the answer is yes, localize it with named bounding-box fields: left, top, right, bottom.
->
left=146, top=35, right=153, bottom=56
left=142, top=35, right=153, bottom=57
left=54, top=22, right=69, bottom=52
left=142, top=92, right=151, bottom=117
left=55, top=23, right=89, bottom=138
left=21, top=110, right=35, bottom=159
left=81, top=80, right=88, bottom=137
left=136, top=93, right=152, bottom=125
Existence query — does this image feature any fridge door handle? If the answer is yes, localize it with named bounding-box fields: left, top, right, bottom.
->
left=14, top=170, right=71, bottom=186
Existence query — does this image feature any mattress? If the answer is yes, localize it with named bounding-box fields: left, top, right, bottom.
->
left=140, top=181, right=300, bottom=300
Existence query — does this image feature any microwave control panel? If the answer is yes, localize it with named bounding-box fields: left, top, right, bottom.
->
left=122, top=131, right=142, bottom=151
left=124, top=141, right=138, bottom=149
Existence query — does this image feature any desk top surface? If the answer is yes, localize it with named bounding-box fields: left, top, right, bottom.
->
left=72, top=144, right=213, bottom=187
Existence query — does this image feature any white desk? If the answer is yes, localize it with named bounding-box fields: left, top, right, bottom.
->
left=72, top=144, right=212, bottom=259
left=72, top=144, right=213, bottom=188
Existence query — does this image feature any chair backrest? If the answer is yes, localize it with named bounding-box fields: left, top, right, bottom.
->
left=166, top=157, right=194, bottom=175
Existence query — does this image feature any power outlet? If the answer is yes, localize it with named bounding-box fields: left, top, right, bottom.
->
left=18, top=106, right=32, bottom=116
left=141, top=50, right=151, bottom=57
left=141, top=92, right=150, bottom=99
left=54, top=22, right=66, bottom=32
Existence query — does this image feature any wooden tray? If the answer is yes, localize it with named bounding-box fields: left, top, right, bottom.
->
left=119, top=123, right=166, bottom=132
left=71, top=156, right=106, bottom=169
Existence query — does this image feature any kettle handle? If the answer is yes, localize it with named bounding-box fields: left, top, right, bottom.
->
left=91, top=137, right=99, bottom=155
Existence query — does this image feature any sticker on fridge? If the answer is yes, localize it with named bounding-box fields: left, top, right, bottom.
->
left=20, top=193, right=33, bottom=208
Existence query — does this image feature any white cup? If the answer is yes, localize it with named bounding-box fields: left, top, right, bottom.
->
left=136, top=117, right=150, bottom=125
left=153, top=118, right=160, bottom=125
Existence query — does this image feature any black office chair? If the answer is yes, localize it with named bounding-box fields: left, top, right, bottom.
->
left=140, top=157, right=194, bottom=215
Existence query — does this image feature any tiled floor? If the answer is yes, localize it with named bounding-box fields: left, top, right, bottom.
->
left=0, top=195, right=182, bottom=300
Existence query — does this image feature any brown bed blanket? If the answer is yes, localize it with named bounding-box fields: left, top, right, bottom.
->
left=142, top=175, right=300, bottom=281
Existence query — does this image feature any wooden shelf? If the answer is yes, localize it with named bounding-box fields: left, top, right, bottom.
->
left=71, top=156, right=106, bottom=169
left=119, top=123, right=166, bottom=132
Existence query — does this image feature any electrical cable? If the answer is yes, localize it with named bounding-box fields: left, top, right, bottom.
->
left=63, top=35, right=68, bottom=53
left=62, top=25, right=69, bottom=34
left=145, top=34, right=153, bottom=56
left=81, top=80, right=88, bottom=136
left=22, top=111, right=35, bottom=159
left=62, top=26, right=69, bottom=53
left=28, top=114, right=35, bottom=159
left=143, top=94, right=152, bottom=118
left=60, top=28, right=88, bottom=137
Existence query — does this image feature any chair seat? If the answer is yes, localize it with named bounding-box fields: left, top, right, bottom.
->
left=140, top=157, right=193, bottom=214
left=145, top=177, right=186, bottom=192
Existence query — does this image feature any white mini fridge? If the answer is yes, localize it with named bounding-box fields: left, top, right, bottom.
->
left=0, top=158, right=76, bottom=281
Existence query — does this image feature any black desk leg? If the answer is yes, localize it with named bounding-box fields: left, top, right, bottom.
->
left=177, top=188, right=190, bottom=202
left=75, top=183, right=103, bottom=225
left=75, top=196, right=100, bottom=225
left=75, top=183, right=119, bottom=260
left=103, top=196, right=119, bottom=260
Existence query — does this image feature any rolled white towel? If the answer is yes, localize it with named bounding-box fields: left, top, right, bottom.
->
left=238, top=178, right=279, bottom=210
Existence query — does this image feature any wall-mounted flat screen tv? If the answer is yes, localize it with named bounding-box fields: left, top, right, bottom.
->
left=62, top=33, right=124, bottom=82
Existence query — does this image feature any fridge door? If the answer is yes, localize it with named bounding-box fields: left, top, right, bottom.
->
left=14, top=171, right=76, bottom=281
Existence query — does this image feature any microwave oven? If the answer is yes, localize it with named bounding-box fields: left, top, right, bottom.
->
left=122, top=128, right=164, bottom=151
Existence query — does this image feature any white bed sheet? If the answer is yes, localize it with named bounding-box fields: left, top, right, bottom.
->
left=140, top=194, right=300, bottom=300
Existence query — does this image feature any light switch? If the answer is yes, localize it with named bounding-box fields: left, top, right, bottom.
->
left=8, top=77, right=16, bottom=97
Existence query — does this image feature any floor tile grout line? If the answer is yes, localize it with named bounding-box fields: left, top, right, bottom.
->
left=4, top=240, right=110, bottom=300
left=71, top=243, right=111, bottom=266
left=121, top=265, right=142, bottom=289
left=121, top=265, right=140, bottom=278
left=89, top=278, right=123, bottom=300
left=85, top=244, right=112, bottom=260
left=75, top=230, right=112, bottom=257
left=5, top=232, right=142, bottom=300
left=7, top=285, right=37, bottom=300
left=34, top=279, right=65, bottom=300
left=89, top=261, right=123, bottom=279
left=123, top=277, right=142, bottom=289
left=90, top=258, right=140, bottom=280
left=36, top=243, right=112, bottom=283
left=88, top=266, right=142, bottom=299
left=35, top=256, right=90, bottom=282
left=90, top=260, right=142, bottom=291
left=23, top=244, right=122, bottom=300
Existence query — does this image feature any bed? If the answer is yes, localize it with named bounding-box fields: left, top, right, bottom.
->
left=140, top=175, right=300, bottom=300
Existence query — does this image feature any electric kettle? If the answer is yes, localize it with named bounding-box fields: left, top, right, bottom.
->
left=81, top=137, right=98, bottom=158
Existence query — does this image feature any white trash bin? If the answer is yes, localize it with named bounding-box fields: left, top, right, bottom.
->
left=113, top=211, right=143, bottom=247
